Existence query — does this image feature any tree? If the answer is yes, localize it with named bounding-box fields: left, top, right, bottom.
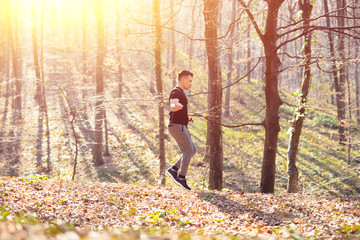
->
left=32, top=2, right=45, bottom=168
left=203, top=0, right=224, bottom=191
left=224, top=0, right=237, bottom=117
left=322, top=0, right=347, bottom=145
left=153, top=0, right=166, bottom=185
left=287, top=0, right=313, bottom=193
left=93, top=0, right=106, bottom=166
left=355, top=4, right=360, bottom=123
left=170, top=0, right=176, bottom=88
left=238, top=0, right=285, bottom=193
left=6, top=0, right=22, bottom=123
left=82, top=0, right=87, bottom=101
left=115, top=0, right=124, bottom=104
left=335, top=0, right=347, bottom=145
left=188, top=0, right=197, bottom=72
left=238, top=0, right=359, bottom=193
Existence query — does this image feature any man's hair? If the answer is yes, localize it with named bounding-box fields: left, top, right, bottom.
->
left=178, top=70, right=193, bottom=81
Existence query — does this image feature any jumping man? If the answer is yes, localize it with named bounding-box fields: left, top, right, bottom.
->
left=166, top=70, right=196, bottom=191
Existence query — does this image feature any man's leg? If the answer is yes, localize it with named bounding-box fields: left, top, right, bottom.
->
left=168, top=124, right=196, bottom=176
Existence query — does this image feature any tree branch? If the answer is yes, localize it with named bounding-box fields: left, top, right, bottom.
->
left=277, top=1, right=358, bottom=32
left=277, top=25, right=360, bottom=51
left=237, top=0, right=265, bottom=43
left=189, top=113, right=264, bottom=128
left=188, top=57, right=262, bottom=97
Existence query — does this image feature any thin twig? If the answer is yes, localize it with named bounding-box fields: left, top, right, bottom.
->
left=58, top=85, right=78, bottom=181
left=190, top=113, right=264, bottom=128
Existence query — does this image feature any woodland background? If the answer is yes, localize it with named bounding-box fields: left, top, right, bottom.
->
left=1, top=0, right=360, bottom=238
left=0, top=0, right=359, bottom=194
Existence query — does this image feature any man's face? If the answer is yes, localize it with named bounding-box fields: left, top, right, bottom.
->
left=181, top=75, right=193, bottom=90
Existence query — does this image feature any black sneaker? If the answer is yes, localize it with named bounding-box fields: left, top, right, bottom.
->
left=175, top=177, right=191, bottom=191
left=166, top=167, right=178, bottom=182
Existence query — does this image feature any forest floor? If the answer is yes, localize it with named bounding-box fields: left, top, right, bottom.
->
left=1, top=176, right=360, bottom=240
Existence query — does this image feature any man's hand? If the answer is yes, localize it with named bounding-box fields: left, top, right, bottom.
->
left=188, top=116, right=194, bottom=123
left=171, top=103, right=183, bottom=112
left=170, top=98, right=183, bottom=112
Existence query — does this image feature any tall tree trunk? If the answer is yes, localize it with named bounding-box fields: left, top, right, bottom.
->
left=32, top=3, right=44, bottom=168
left=246, top=17, right=251, bottom=83
left=355, top=43, right=360, bottom=123
left=1, top=0, right=10, bottom=122
left=2, top=46, right=10, bottom=122
left=40, top=0, right=50, bottom=172
left=103, top=110, right=110, bottom=157
left=0, top=0, right=5, bottom=100
left=224, top=0, right=236, bottom=117
left=6, top=0, right=21, bottom=123
left=203, top=0, right=223, bottom=191
left=239, top=0, right=285, bottom=193
left=324, top=0, right=346, bottom=144
left=32, top=5, right=43, bottom=108
left=336, top=0, right=347, bottom=145
left=260, top=0, right=284, bottom=193
left=82, top=0, right=87, bottom=101
left=287, top=0, right=313, bottom=193
left=188, top=0, right=196, bottom=71
left=93, top=0, right=105, bottom=166
left=115, top=0, right=124, bottom=116
left=170, top=0, right=176, bottom=88
left=153, top=0, right=166, bottom=185
left=346, top=66, right=351, bottom=165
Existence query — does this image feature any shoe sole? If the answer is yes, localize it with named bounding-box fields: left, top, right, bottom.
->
left=166, top=170, right=191, bottom=191
left=174, top=180, right=191, bottom=191
left=165, top=170, right=177, bottom=183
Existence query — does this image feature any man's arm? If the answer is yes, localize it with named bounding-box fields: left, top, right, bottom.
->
left=170, top=98, right=183, bottom=112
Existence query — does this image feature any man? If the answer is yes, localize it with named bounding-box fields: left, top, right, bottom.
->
left=166, top=70, right=196, bottom=191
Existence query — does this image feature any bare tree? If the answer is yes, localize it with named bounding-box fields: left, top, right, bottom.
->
left=6, top=0, right=22, bottom=123
left=115, top=0, right=124, bottom=102
left=82, top=0, right=87, bottom=101
left=287, top=0, right=313, bottom=193
left=153, top=0, right=166, bottom=185
left=170, top=0, right=177, bottom=88
left=224, top=0, right=237, bottom=117
left=203, top=0, right=224, bottom=191
left=238, top=0, right=285, bottom=193
left=335, top=0, right=347, bottom=145
left=32, top=2, right=45, bottom=169
left=93, top=0, right=106, bottom=166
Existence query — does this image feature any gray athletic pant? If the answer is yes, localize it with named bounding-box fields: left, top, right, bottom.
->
left=168, top=124, right=196, bottom=176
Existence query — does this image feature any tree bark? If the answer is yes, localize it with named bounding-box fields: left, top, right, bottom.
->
left=93, top=0, right=105, bottom=166
left=335, top=0, right=347, bottom=145
left=6, top=0, right=21, bottom=123
left=287, top=0, right=313, bottom=193
left=224, top=0, right=236, bottom=117
left=32, top=3, right=44, bottom=168
left=355, top=43, right=360, bottom=123
left=239, top=0, right=284, bottom=193
left=323, top=0, right=346, bottom=144
left=346, top=66, right=351, bottom=165
left=115, top=0, right=124, bottom=116
left=246, top=17, right=251, bottom=83
left=32, top=5, right=43, bottom=108
left=188, top=0, right=196, bottom=71
left=153, top=0, right=166, bottom=185
left=82, top=0, right=87, bottom=101
left=0, top=0, right=5, bottom=100
left=260, top=0, right=284, bottom=193
left=39, top=0, right=50, bottom=172
left=170, top=0, right=176, bottom=88
left=203, top=0, right=223, bottom=191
